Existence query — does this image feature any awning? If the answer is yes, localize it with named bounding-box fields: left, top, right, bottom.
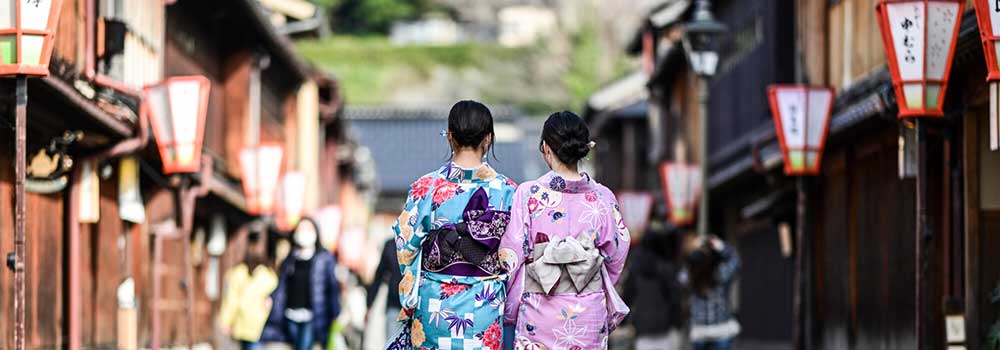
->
left=650, top=0, right=691, bottom=28
left=587, top=71, right=650, bottom=112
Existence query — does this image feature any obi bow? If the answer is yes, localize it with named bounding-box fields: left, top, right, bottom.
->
left=526, top=232, right=604, bottom=295
left=421, top=187, right=510, bottom=276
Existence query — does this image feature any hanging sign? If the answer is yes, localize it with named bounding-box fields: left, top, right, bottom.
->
left=875, top=0, right=963, bottom=118
left=118, top=157, right=145, bottom=224
left=78, top=159, right=100, bottom=223
left=767, top=85, right=834, bottom=175
left=239, top=144, right=285, bottom=215
left=973, top=0, right=1000, bottom=150
left=616, top=191, right=654, bottom=240
left=658, top=162, right=701, bottom=227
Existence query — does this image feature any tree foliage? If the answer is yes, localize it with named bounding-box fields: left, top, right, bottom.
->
left=321, top=0, right=436, bottom=34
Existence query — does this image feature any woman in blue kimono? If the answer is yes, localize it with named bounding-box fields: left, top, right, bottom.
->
left=388, top=100, right=518, bottom=350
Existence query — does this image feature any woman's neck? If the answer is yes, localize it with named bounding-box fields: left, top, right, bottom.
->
left=551, top=163, right=582, bottom=181
left=452, top=149, right=484, bottom=169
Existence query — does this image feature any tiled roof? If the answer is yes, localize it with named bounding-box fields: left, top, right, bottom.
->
left=344, top=105, right=520, bottom=121
left=348, top=106, right=536, bottom=195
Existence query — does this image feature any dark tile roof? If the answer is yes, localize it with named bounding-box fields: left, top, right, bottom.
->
left=347, top=105, right=537, bottom=196
left=344, top=105, right=520, bottom=121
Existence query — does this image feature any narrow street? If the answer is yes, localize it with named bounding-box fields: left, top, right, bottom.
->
left=0, top=0, right=994, bottom=350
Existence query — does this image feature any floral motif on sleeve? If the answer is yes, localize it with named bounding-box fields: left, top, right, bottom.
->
left=394, top=175, right=437, bottom=315
left=411, top=318, right=426, bottom=347
left=431, top=179, right=463, bottom=209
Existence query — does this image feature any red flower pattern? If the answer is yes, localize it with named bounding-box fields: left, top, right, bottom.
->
left=585, top=191, right=598, bottom=202
left=440, top=282, right=468, bottom=298
left=432, top=180, right=460, bottom=205
left=409, top=176, right=435, bottom=199
left=481, top=322, right=502, bottom=350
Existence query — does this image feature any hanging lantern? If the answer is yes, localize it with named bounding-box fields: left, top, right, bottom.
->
left=973, top=0, right=1000, bottom=149
left=275, top=171, right=306, bottom=232
left=0, top=0, right=63, bottom=76
left=767, top=85, right=835, bottom=175
left=875, top=0, right=963, bottom=118
left=239, top=144, right=284, bottom=215
left=144, top=76, right=211, bottom=174
left=658, top=162, right=701, bottom=227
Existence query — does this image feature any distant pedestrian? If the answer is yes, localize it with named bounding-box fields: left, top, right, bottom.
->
left=682, top=234, right=741, bottom=350
left=623, top=230, right=683, bottom=350
left=500, top=111, right=631, bottom=350
left=217, top=233, right=278, bottom=350
left=366, top=238, right=403, bottom=337
left=261, top=218, right=342, bottom=350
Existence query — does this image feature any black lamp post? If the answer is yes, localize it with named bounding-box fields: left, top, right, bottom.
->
left=682, top=0, right=726, bottom=238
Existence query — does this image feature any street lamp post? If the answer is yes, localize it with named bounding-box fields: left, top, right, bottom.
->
left=874, top=2, right=963, bottom=349
left=682, top=0, right=726, bottom=238
left=768, top=85, right=835, bottom=350
left=0, top=1, right=64, bottom=348
left=144, top=75, right=212, bottom=350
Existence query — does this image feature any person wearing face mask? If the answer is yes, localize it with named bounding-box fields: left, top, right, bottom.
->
left=260, top=218, right=341, bottom=350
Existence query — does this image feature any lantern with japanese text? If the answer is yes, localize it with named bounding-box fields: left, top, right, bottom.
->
left=239, top=144, right=284, bottom=215
left=767, top=85, right=835, bottom=175
left=658, top=162, right=701, bottom=227
left=275, top=171, right=306, bottom=232
left=875, top=0, right=963, bottom=118
left=144, top=76, right=211, bottom=174
left=973, top=0, right=1000, bottom=149
left=0, top=0, right=63, bottom=76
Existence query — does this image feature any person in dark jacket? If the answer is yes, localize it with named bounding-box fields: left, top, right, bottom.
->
left=624, top=229, right=684, bottom=350
left=365, top=238, right=403, bottom=338
left=260, top=218, right=341, bottom=350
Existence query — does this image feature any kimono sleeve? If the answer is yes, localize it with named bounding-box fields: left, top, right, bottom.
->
left=499, top=184, right=531, bottom=326
left=598, top=190, right=630, bottom=284
left=392, top=177, right=434, bottom=312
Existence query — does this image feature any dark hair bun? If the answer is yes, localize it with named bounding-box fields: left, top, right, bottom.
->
left=448, top=100, right=495, bottom=149
left=542, top=111, right=591, bottom=164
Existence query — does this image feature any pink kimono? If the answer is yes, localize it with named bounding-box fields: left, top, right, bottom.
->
left=499, top=172, right=630, bottom=350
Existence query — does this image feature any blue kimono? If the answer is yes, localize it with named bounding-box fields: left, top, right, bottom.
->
left=391, top=162, right=517, bottom=350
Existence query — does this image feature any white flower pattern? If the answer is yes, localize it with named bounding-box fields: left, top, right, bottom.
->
left=578, top=200, right=608, bottom=228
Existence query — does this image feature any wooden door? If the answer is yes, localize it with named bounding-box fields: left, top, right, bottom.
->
left=814, top=127, right=918, bottom=350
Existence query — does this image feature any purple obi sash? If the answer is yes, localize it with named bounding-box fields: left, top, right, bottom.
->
left=421, top=188, right=510, bottom=276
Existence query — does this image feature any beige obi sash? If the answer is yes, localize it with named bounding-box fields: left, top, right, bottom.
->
left=525, top=232, right=604, bottom=295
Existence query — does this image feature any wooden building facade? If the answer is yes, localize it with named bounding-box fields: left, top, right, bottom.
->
left=591, top=0, right=997, bottom=349
left=0, top=0, right=346, bottom=348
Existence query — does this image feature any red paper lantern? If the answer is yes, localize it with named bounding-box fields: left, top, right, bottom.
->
left=658, top=162, right=701, bottom=227
left=767, top=85, right=835, bottom=175
left=0, top=0, right=63, bottom=76
left=144, top=76, right=211, bottom=174
left=239, top=144, right=285, bottom=215
left=875, top=0, right=963, bottom=118
left=275, top=171, right=306, bottom=231
left=973, top=0, right=1000, bottom=150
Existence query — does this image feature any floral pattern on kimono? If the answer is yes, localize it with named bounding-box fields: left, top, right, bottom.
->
left=393, top=162, right=516, bottom=349
left=499, top=172, right=630, bottom=350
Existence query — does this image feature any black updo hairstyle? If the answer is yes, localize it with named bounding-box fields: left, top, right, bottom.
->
left=541, top=111, right=591, bottom=165
left=447, top=100, right=495, bottom=158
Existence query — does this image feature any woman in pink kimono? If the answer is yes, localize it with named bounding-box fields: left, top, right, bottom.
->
left=499, top=111, right=630, bottom=350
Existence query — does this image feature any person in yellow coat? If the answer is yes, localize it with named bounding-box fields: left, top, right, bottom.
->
left=218, top=246, right=278, bottom=350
